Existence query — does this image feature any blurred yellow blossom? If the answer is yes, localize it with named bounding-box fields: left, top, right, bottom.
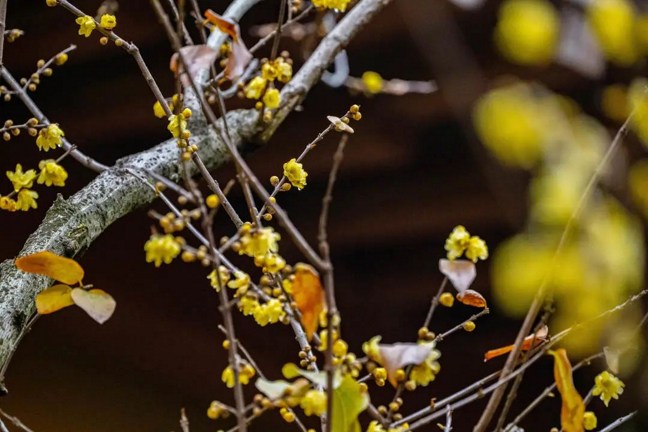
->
left=37, top=160, right=67, bottom=187
left=362, top=335, right=382, bottom=363
left=587, top=0, right=639, bottom=66
left=6, top=164, right=36, bottom=192
left=466, top=236, right=488, bottom=262
left=494, top=0, right=559, bottom=65
left=253, top=298, right=285, bottom=326
left=473, top=83, right=550, bottom=169
left=0, top=196, right=17, bottom=212
left=263, top=88, right=281, bottom=109
left=362, top=71, right=383, bottom=94
left=207, top=266, right=231, bottom=291
left=239, top=227, right=280, bottom=258
left=36, top=123, right=64, bottom=151
left=227, top=271, right=251, bottom=292
left=300, top=390, right=327, bottom=416
left=592, top=371, right=624, bottom=406
left=238, top=296, right=259, bottom=316
left=409, top=342, right=441, bottom=387
left=221, top=363, right=255, bottom=388
left=628, top=78, right=648, bottom=146
left=444, top=225, right=488, bottom=262
left=144, top=234, right=181, bottom=267
left=167, top=114, right=187, bottom=138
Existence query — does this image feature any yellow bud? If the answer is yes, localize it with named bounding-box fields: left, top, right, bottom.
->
left=463, top=321, right=476, bottom=332
left=439, top=292, right=454, bottom=307
left=206, top=194, right=220, bottom=209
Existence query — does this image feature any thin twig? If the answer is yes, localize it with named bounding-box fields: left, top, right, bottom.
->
left=598, top=411, right=637, bottom=432
left=0, top=408, right=35, bottom=432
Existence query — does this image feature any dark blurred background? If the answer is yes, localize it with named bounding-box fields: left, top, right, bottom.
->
left=0, top=0, right=645, bottom=430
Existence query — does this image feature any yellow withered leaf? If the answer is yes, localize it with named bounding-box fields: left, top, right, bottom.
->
left=35, top=284, right=75, bottom=314
left=71, top=288, right=116, bottom=324
left=549, top=348, right=585, bottom=432
left=16, top=251, right=84, bottom=285
left=291, top=263, right=326, bottom=341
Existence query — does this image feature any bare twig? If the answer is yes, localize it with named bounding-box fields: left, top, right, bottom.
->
left=598, top=411, right=637, bottom=432
left=0, top=408, right=35, bottom=432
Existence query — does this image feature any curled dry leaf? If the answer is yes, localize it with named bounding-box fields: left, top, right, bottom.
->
left=282, top=362, right=341, bottom=389
left=35, top=284, right=75, bottom=314
left=378, top=342, right=433, bottom=386
left=204, top=9, right=252, bottom=80
left=549, top=349, right=585, bottom=432
left=327, top=116, right=355, bottom=134
left=256, top=377, right=310, bottom=403
left=170, top=45, right=219, bottom=84
left=16, top=250, right=84, bottom=285
left=438, top=258, right=476, bottom=293
left=70, top=288, right=116, bottom=324
left=291, top=263, right=326, bottom=341
left=483, top=325, right=548, bottom=362
left=456, top=289, right=487, bottom=308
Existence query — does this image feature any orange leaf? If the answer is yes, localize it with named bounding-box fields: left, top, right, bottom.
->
left=16, top=251, right=84, bottom=285
left=456, top=289, right=487, bottom=308
left=204, top=10, right=238, bottom=40
left=378, top=343, right=433, bottom=387
left=35, top=284, right=75, bottom=314
left=291, top=263, right=325, bottom=341
left=203, top=9, right=252, bottom=80
left=483, top=325, right=548, bottom=362
left=549, top=349, right=585, bottom=432
left=71, top=288, right=116, bottom=324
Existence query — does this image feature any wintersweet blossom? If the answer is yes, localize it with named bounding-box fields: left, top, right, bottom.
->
left=244, top=76, right=267, bottom=100
left=583, top=412, right=597, bottom=430
left=99, top=14, right=117, bottom=30
left=37, top=160, right=68, bottom=187
left=36, top=124, right=64, bottom=151
left=6, top=164, right=36, bottom=192
left=312, top=0, right=351, bottom=12
left=15, top=189, right=38, bottom=211
left=167, top=114, right=187, bottom=138
left=144, top=234, right=181, bottom=267
left=283, top=158, right=308, bottom=190
left=409, top=342, right=441, bottom=387
left=207, top=266, right=231, bottom=291
left=252, top=299, right=285, bottom=326
left=75, top=15, right=96, bottom=38
left=592, top=371, right=624, bottom=406
left=263, top=88, right=281, bottom=109
left=300, top=390, right=327, bottom=416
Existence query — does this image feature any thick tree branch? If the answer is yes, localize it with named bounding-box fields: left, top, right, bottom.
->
left=0, top=0, right=391, bottom=390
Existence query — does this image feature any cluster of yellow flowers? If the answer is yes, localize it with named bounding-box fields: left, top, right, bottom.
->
left=493, top=0, right=648, bottom=66
left=144, top=234, right=181, bottom=267
left=283, top=158, right=308, bottom=190
left=36, top=123, right=65, bottom=151
left=444, top=225, right=488, bottom=262
left=1, top=159, right=68, bottom=212
left=244, top=56, right=293, bottom=116
left=74, top=14, right=117, bottom=38
left=221, top=362, right=256, bottom=388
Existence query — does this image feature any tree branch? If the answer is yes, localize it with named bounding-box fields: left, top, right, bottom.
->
left=0, top=0, right=392, bottom=391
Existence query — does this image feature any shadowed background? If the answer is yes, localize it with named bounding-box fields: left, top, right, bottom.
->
left=0, top=0, right=646, bottom=431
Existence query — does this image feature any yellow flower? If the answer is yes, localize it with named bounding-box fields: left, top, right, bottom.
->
left=238, top=296, right=259, bottom=316
left=244, top=76, right=267, bottom=100
left=263, top=88, right=281, bottom=109
left=239, top=227, right=281, bottom=258
left=261, top=62, right=278, bottom=81
left=362, top=335, right=382, bottom=363
left=144, top=234, right=181, bottom=267
left=15, top=189, right=38, bottom=211
left=367, top=421, right=385, bottom=432
left=444, top=225, right=471, bottom=260
left=592, top=371, right=624, bottom=406
left=465, top=236, right=488, bottom=262
left=6, top=164, right=36, bottom=192
left=0, top=196, right=17, bottom=212
left=583, top=411, right=597, bottom=430
left=263, top=253, right=286, bottom=273
left=207, top=266, right=231, bottom=291
left=409, top=343, right=441, bottom=387
left=37, top=160, right=68, bottom=187
left=36, top=123, right=65, bottom=151
left=283, top=158, right=308, bottom=190
left=253, top=298, right=285, bottom=326
left=75, top=15, right=96, bottom=38
left=311, top=0, right=351, bottom=11
left=300, top=390, right=327, bottom=416
left=277, top=60, right=293, bottom=83
left=206, top=401, right=228, bottom=420
left=167, top=114, right=187, bottom=138
left=99, top=14, right=117, bottom=30
left=362, top=71, right=383, bottom=94
left=221, top=364, right=254, bottom=388
left=473, top=83, right=549, bottom=169
left=587, top=0, right=639, bottom=66
left=227, top=271, right=251, bottom=292
left=494, top=0, right=559, bottom=66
